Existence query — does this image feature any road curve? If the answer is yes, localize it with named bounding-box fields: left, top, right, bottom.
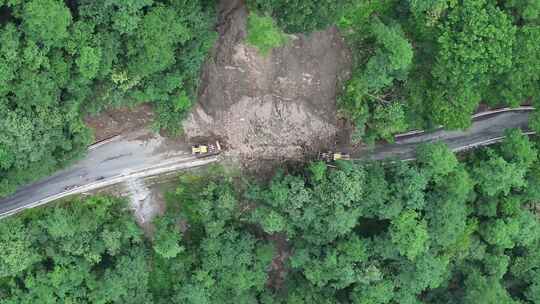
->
left=0, top=108, right=534, bottom=218
left=0, top=130, right=218, bottom=218
left=357, top=108, right=534, bottom=161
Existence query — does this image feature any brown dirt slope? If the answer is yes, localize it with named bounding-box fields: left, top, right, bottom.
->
left=84, top=103, right=155, bottom=142
left=183, top=0, right=352, bottom=162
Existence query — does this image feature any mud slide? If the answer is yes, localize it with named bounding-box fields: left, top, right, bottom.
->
left=183, top=0, right=352, bottom=165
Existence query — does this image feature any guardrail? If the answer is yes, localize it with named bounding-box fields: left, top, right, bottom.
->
left=453, top=131, right=536, bottom=153
left=391, top=130, right=538, bottom=162
left=394, top=106, right=535, bottom=140
left=0, top=156, right=219, bottom=218
left=88, top=135, right=121, bottom=151
left=2, top=106, right=536, bottom=218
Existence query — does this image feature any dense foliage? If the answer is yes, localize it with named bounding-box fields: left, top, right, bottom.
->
left=2, top=130, right=539, bottom=303
left=250, top=0, right=540, bottom=143
left=149, top=172, right=275, bottom=303
left=0, top=170, right=275, bottom=303
left=0, top=196, right=151, bottom=303
left=248, top=129, right=540, bottom=303
left=0, top=0, right=216, bottom=197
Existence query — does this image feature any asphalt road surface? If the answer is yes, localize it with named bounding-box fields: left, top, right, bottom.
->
left=0, top=108, right=534, bottom=217
left=0, top=130, right=218, bottom=217
left=356, top=109, right=533, bottom=161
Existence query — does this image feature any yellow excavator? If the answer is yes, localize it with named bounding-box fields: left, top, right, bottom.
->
left=192, top=141, right=221, bottom=156
left=319, top=151, right=350, bottom=162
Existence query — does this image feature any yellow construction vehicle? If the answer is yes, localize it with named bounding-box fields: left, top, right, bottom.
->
left=319, top=151, right=350, bottom=162
left=192, top=141, right=221, bottom=156
left=192, top=145, right=208, bottom=154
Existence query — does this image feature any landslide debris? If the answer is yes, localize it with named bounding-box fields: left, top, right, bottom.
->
left=183, top=0, right=351, bottom=163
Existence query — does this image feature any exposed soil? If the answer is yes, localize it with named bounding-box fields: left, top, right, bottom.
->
left=125, top=178, right=166, bottom=236
left=81, top=177, right=166, bottom=236
left=84, top=103, right=155, bottom=142
left=183, top=0, right=352, bottom=169
left=266, top=233, right=292, bottom=291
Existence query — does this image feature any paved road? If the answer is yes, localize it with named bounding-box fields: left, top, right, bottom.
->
left=356, top=108, right=533, bottom=161
left=0, top=130, right=218, bottom=217
left=0, top=108, right=534, bottom=217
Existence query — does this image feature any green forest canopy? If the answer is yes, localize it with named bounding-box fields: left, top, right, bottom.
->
left=1, top=129, right=540, bottom=303
left=250, top=0, right=540, bottom=143
left=0, top=0, right=216, bottom=197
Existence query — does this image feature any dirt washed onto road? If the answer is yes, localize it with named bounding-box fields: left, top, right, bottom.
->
left=85, top=103, right=155, bottom=142
left=183, top=0, right=351, bottom=165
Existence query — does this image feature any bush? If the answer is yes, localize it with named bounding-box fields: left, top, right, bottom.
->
left=246, top=12, right=287, bottom=56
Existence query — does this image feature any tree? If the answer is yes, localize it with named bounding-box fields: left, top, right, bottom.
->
left=339, top=18, right=412, bottom=143
left=110, top=0, right=153, bottom=35
left=248, top=163, right=366, bottom=245
left=152, top=215, right=184, bottom=259
left=504, top=0, right=540, bottom=22
left=480, top=218, right=520, bottom=249
left=511, top=210, right=540, bottom=247
left=525, top=273, right=540, bottom=303
left=499, top=128, right=537, bottom=168
left=22, top=0, right=72, bottom=46
left=89, top=248, right=153, bottom=304
left=369, top=102, right=408, bottom=142
left=386, top=163, right=428, bottom=212
left=350, top=280, right=395, bottom=304
left=308, top=161, right=327, bottom=183
left=472, top=155, right=526, bottom=196
left=416, top=142, right=458, bottom=181
left=462, top=271, right=515, bottom=304
left=396, top=253, right=450, bottom=296
left=0, top=217, right=40, bottom=277
left=257, top=209, right=287, bottom=234
left=495, top=25, right=540, bottom=106
left=390, top=210, right=429, bottom=260
left=364, top=20, right=413, bottom=91
left=278, top=276, right=337, bottom=304
left=429, top=0, right=516, bottom=128
left=0, top=23, right=21, bottom=95
left=290, top=235, right=369, bottom=289
left=483, top=253, right=510, bottom=279
left=530, top=110, right=540, bottom=135
left=0, top=102, right=91, bottom=197
left=408, top=0, right=451, bottom=25
left=362, top=163, right=392, bottom=218
left=425, top=167, right=472, bottom=249
left=76, top=46, right=102, bottom=80
left=173, top=231, right=274, bottom=304
left=0, top=196, right=152, bottom=304
left=509, top=241, right=540, bottom=283
left=129, top=5, right=190, bottom=77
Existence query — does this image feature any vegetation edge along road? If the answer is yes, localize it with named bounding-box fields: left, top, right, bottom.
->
left=0, top=108, right=535, bottom=219
left=1, top=129, right=539, bottom=303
